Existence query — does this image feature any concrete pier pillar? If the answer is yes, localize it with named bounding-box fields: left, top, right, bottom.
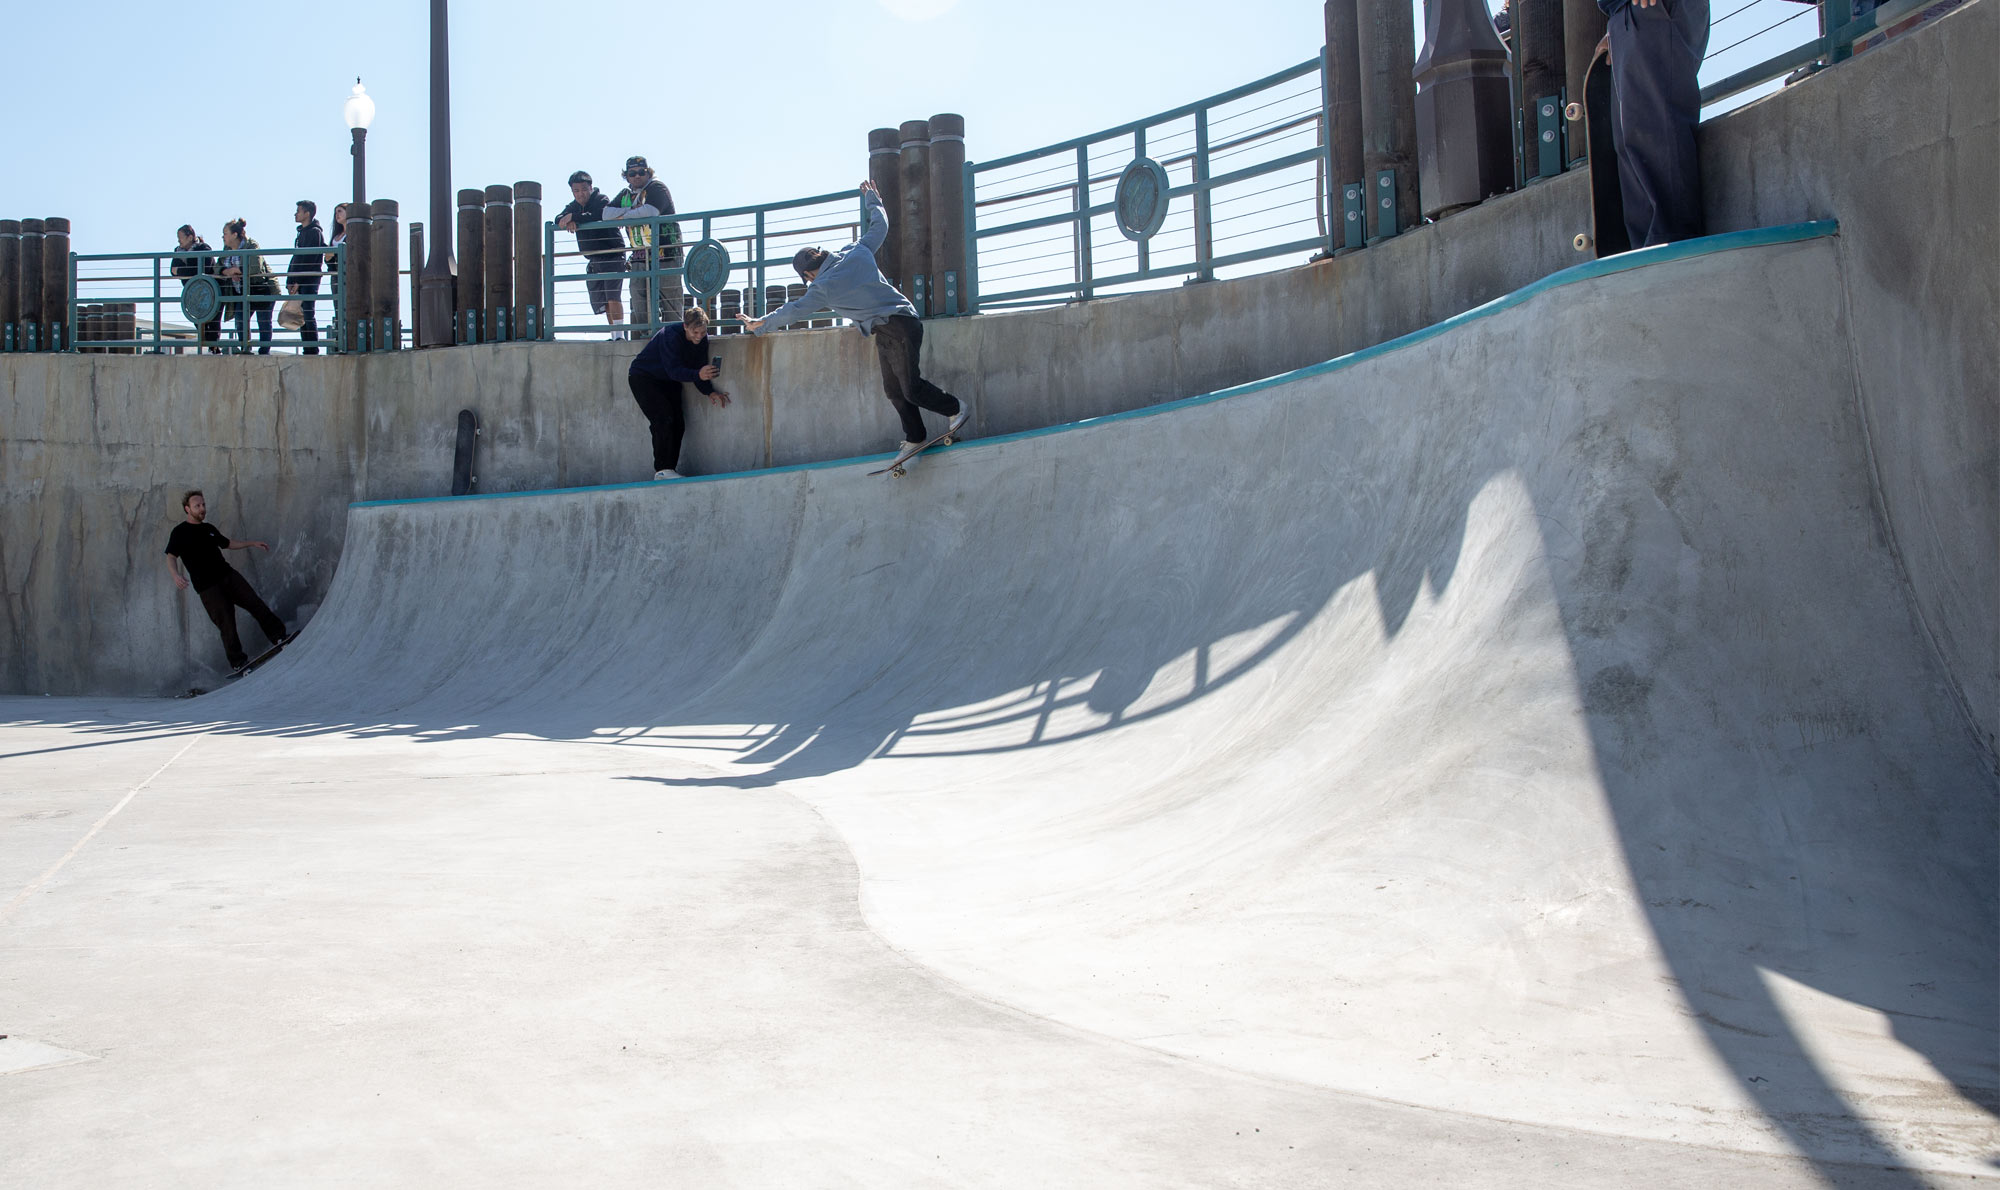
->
left=867, top=128, right=903, bottom=287
left=1564, top=0, right=1608, bottom=161
left=483, top=184, right=512, bottom=342
left=927, top=114, right=967, bottom=316
left=344, top=206, right=373, bottom=352
left=18, top=219, right=43, bottom=351
left=1518, top=0, right=1567, bottom=180
left=370, top=199, right=400, bottom=349
left=1324, top=0, right=1367, bottom=238
left=1356, top=0, right=1422, bottom=239
left=42, top=217, right=70, bottom=352
left=513, top=181, right=542, bottom=341
left=455, top=189, right=484, bottom=343
left=0, top=220, right=18, bottom=351
left=409, top=222, right=425, bottom=349
left=1415, top=0, right=1516, bottom=217
left=897, top=119, right=932, bottom=313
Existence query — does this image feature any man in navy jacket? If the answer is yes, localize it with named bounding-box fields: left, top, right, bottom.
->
left=628, top=305, right=731, bottom=479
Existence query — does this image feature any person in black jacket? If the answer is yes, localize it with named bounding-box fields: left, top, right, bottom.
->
left=171, top=224, right=223, bottom=353
left=288, top=200, right=326, bottom=354
left=553, top=171, right=627, bottom=334
left=628, top=304, right=730, bottom=479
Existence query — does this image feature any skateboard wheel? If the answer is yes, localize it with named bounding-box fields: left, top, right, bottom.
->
left=1564, top=102, right=1583, bottom=122
left=1573, top=233, right=1592, bottom=252
left=890, top=466, right=906, bottom=478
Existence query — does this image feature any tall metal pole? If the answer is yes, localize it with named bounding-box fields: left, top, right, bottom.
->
left=418, top=0, right=456, bottom=347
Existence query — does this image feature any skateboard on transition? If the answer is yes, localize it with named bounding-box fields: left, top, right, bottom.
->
left=1566, top=41, right=1632, bottom=260
left=451, top=408, right=481, bottom=496
left=230, top=629, right=301, bottom=680
left=867, top=402, right=973, bottom=479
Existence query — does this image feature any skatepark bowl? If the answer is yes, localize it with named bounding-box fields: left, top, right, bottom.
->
left=2, top=223, right=1995, bottom=1187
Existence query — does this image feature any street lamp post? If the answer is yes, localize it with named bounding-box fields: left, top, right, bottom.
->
left=418, top=0, right=457, bottom=347
left=343, top=80, right=377, bottom=351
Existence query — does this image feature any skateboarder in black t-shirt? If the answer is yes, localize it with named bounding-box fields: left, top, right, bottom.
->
left=164, top=490, right=288, bottom=671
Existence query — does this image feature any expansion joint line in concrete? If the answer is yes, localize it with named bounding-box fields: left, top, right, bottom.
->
left=0, top=734, right=204, bottom=923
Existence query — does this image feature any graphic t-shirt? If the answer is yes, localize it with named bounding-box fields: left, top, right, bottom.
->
left=165, top=522, right=232, bottom=592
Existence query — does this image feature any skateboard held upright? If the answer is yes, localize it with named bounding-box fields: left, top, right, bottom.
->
left=452, top=409, right=481, bottom=496
left=1566, top=42, right=1631, bottom=259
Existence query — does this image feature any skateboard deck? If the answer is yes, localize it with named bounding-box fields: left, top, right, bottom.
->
left=1566, top=43, right=1631, bottom=259
left=229, top=629, right=299, bottom=680
left=451, top=408, right=480, bottom=496
left=867, top=403, right=972, bottom=478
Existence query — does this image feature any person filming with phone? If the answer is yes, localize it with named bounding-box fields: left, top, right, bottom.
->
left=626, top=304, right=730, bottom=480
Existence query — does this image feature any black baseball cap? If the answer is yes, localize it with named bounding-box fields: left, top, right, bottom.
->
left=624, top=156, right=650, bottom=175
left=792, top=247, right=827, bottom=279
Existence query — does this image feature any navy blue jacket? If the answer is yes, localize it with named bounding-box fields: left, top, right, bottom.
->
left=630, top=322, right=716, bottom=394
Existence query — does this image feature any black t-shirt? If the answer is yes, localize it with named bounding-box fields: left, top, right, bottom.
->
left=165, top=522, right=232, bottom=592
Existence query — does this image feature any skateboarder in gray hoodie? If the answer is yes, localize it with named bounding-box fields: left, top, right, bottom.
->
left=741, top=180, right=970, bottom=462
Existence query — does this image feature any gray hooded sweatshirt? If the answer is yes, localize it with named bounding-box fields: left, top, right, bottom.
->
left=754, top=187, right=916, bottom=336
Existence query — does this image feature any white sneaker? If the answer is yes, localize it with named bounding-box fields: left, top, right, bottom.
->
left=947, top=392, right=973, bottom=436
left=895, top=441, right=925, bottom=469
left=654, top=468, right=680, bottom=480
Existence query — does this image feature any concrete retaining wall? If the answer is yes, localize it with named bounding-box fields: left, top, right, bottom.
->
left=1, top=0, right=1993, bottom=730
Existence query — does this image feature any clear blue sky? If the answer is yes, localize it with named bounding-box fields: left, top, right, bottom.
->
left=0, top=0, right=1799, bottom=262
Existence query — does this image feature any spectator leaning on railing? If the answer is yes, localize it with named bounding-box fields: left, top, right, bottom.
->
left=288, top=200, right=326, bottom=355
left=1600, top=0, right=1710, bottom=246
left=553, top=171, right=628, bottom=336
left=603, top=156, right=678, bottom=333
left=171, top=224, right=224, bottom=353
left=219, top=219, right=280, bottom=355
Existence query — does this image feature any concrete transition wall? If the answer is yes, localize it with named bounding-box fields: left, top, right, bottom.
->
left=1, top=0, right=1994, bottom=747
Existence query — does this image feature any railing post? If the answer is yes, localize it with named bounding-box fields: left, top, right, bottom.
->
left=371, top=199, right=400, bottom=350
left=514, top=181, right=541, bottom=344
left=1193, top=114, right=1214, bottom=282
left=960, top=160, right=980, bottom=315
left=456, top=188, right=484, bottom=343
left=898, top=119, right=933, bottom=314
left=753, top=209, right=767, bottom=316
left=18, top=219, right=43, bottom=351
left=345, top=205, right=373, bottom=352
left=150, top=254, right=162, bottom=354
left=483, top=184, right=513, bottom=343
left=1075, top=145, right=1096, bottom=300
left=542, top=220, right=556, bottom=340
left=44, top=218, right=70, bottom=352
left=1826, top=0, right=1856, bottom=60
left=0, top=220, right=17, bottom=351
left=928, top=114, right=967, bottom=317
left=1324, top=0, right=1367, bottom=251
left=409, top=221, right=425, bottom=349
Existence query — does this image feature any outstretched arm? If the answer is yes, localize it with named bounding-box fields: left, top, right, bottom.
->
left=856, top=180, right=890, bottom=256
left=224, top=538, right=270, bottom=552
left=745, top=285, right=829, bottom=335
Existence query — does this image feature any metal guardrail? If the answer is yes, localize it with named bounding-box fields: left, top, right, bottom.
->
left=69, top=245, right=347, bottom=355
left=969, top=57, right=1332, bottom=312
left=543, top=191, right=864, bottom=338
left=1699, top=0, right=1962, bottom=106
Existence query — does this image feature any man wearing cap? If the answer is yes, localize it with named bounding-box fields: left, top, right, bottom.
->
left=602, top=156, right=679, bottom=331
left=553, top=171, right=627, bottom=334
left=741, top=180, right=970, bottom=465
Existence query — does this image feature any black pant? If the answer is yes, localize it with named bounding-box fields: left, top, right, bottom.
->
left=873, top=314, right=961, bottom=443
left=1608, top=0, right=1710, bottom=247
left=628, top=371, right=686, bottom=472
left=293, top=276, right=321, bottom=353
left=198, top=568, right=286, bottom=670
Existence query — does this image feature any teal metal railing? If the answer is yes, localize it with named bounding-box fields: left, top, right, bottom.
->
left=968, top=56, right=1333, bottom=312
left=542, top=191, right=864, bottom=338
left=67, top=244, right=347, bottom=355
left=1699, top=0, right=1962, bottom=106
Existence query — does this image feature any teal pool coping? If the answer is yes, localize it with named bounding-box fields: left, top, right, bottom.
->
left=353, top=220, right=1839, bottom=511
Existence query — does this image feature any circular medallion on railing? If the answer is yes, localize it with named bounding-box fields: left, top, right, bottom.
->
left=179, top=274, right=222, bottom=325
left=1114, top=157, right=1171, bottom=242
left=682, top=238, right=732, bottom=299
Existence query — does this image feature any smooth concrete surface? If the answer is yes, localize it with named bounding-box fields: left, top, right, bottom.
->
left=3, top=233, right=1993, bottom=1186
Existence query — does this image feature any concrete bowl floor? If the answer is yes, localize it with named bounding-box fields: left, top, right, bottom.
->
left=3, top=231, right=1993, bottom=1188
